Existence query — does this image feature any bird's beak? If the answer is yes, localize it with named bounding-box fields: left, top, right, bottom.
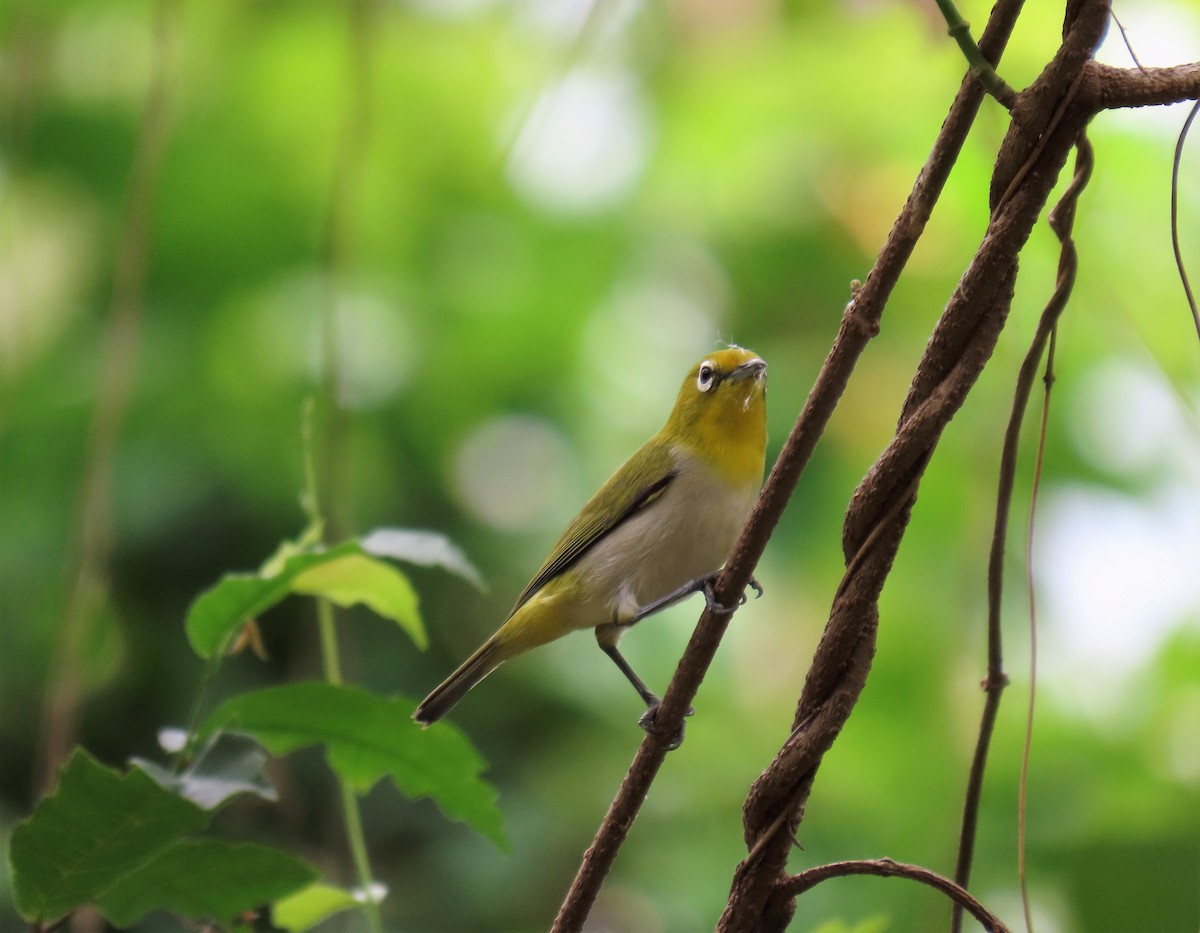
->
left=727, top=358, right=767, bottom=384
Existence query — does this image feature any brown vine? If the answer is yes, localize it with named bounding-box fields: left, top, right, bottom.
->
left=783, top=858, right=1012, bottom=933
left=952, top=131, right=1094, bottom=933
left=553, top=2, right=1200, bottom=931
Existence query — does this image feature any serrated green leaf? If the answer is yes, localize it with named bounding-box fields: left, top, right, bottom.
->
left=184, top=540, right=363, bottom=658
left=134, top=732, right=277, bottom=809
left=9, top=750, right=209, bottom=924
left=96, top=839, right=317, bottom=928
left=360, top=527, right=486, bottom=591
left=291, top=551, right=426, bottom=648
left=202, top=683, right=506, bottom=849
left=272, top=882, right=360, bottom=931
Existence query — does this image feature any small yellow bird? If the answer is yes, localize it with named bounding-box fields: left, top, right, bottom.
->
left=413, top=347, right=767, bottom=736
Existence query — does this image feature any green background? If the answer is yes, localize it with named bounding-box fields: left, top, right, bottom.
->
left=2, top=1, right=1198, bottom=930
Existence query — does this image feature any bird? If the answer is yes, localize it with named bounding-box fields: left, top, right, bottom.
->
left=413, top=346, right=767, bottom=740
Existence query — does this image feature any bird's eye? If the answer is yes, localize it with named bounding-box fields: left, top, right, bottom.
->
left=697, top=362, right=716, bottom=392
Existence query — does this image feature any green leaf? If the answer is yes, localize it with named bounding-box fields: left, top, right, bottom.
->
left=185, top=540, right=421, bottom=658
left=202, top=682, right=507, bottom=849
left=9, top=750, right=209, bottom=925
left=185, top=541, right=351, bottom=658
left=360, top=527, right=486, bottom=591
left=273, top=882, right=361, bottom=932
left=134, top=732, right=278, bottom=809
left=96, top=839, right=318, bottom=928
left=291, top=551, right=426, bottom=648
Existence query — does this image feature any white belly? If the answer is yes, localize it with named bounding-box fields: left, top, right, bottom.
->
left=572, top=450, right=758, bottom=627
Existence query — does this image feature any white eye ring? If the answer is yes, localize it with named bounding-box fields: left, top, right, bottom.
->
left=697, top=362, right=716, bottom=392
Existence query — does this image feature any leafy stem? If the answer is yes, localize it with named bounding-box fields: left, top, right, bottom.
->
left=304, top=402, right=384, bottom=933
left=318, top=599, right=383, bottom=933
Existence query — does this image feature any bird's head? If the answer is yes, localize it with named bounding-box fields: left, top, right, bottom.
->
left=664, top=347, right=767, bottom=483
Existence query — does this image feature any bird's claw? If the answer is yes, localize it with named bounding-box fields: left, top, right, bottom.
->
left=702, top=577, right=736, bottom=615
left=638, top=701, right=693, bottom=751
left=702, top=575, right=764, bottom=613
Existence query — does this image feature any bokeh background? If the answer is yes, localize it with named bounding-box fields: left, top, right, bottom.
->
left=2, top=1, right=1199, bottom=930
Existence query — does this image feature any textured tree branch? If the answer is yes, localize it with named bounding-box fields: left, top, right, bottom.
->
left=1080, top=61, right=1200, bottom=110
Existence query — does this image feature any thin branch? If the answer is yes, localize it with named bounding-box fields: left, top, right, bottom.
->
left=950, top=134, right=1093, bottom=932
left=1108, top=10, right=1146, bottom=74
left=934, top=0, right=1018, bottom=108
left=550, top=6, right=1031, bottom=929
left=1019, top=324, right=1055, bottom=933
left=1016, top=133, right=1089, bottom=930
left=1170, top=99, right=1200, bottom=342
left=782, top=858, right=1012, bottom=933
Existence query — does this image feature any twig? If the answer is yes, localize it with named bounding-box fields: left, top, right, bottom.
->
left=934, top=0, right=1019, bottom=108
left=782, top=858, right=1012, bottom=933
left=1016, top=133, right=1091, bottom=933
left=950, top=134, right=1092, bottom=932
left=1019, top=324, right=1055, bottom=933
left=1108, top=10, right=1146, bottom=74
left=1170, top=99, right=1200, bottom=342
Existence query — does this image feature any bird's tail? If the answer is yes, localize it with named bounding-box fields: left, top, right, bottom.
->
left=413, top=637, right=504, bottom=726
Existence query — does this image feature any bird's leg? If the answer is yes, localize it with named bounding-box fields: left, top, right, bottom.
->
left=624, top=573, right=765, bottom=628
left=594, top=574, right=766, bottom=749
left=596, top=624, right=692, bottom=750
left=598, top=640, right=660, bottom=708
left=625, top=573, right=713, bottom=625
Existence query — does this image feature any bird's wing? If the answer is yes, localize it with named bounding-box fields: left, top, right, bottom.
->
left=508, top=440, right=677, bottom=615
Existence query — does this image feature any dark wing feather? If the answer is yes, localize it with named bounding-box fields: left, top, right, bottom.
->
left=508, top=441, right=677, bottom=616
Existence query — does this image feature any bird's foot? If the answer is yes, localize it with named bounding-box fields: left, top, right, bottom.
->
left=702, top=576, right=735, bottom=615
left=702, top=574, right=764, bottom=614
left=638, top=701, right=694, bottom=751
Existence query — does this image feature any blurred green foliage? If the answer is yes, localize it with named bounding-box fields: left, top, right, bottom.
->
left=2, top=1, right=1198, bottom=931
